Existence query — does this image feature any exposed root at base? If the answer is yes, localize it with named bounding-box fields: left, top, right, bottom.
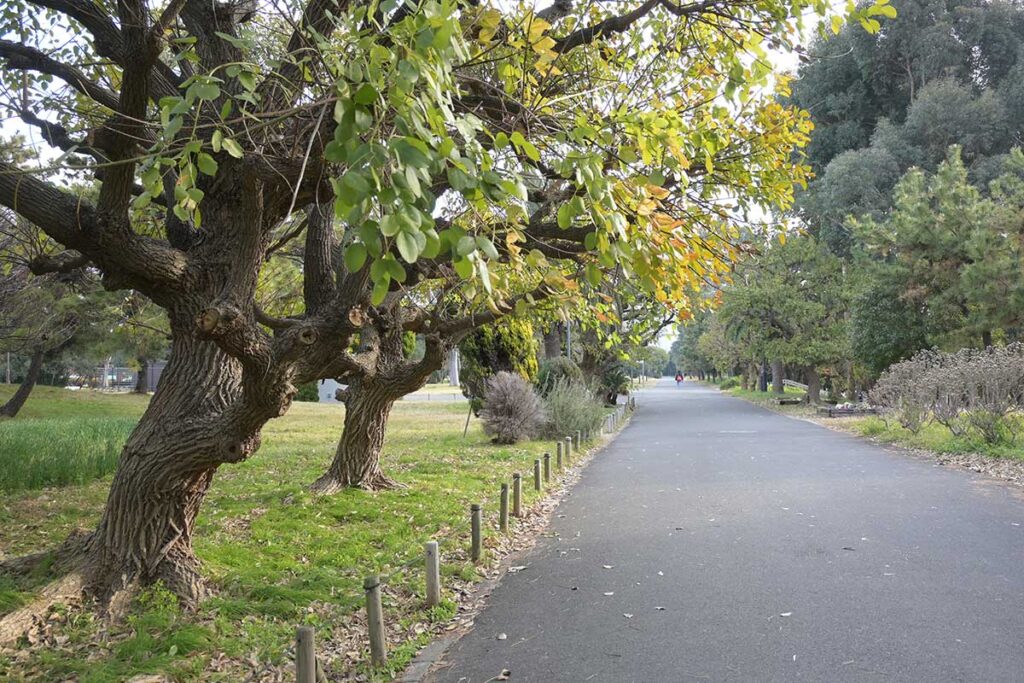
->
left=0, top=573, right=83, bottom=646
left=309, top=470, right=406, bottom=494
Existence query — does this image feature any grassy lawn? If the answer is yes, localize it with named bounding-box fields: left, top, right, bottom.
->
left=0, top=386, right=594, bottom=681
left=724, top=386, right=815, bottom=416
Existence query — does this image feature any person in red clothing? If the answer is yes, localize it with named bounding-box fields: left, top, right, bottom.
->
left=675, top=372, right=684, bottom=385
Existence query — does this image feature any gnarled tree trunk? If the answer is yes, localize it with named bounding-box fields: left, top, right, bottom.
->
left=311, top=376, right=398, bottom=493
left=312, top=314, right=450, bottom=493
left=0, top=349, right=45, bottom=418
left=77, top=322, right=244, bottom=608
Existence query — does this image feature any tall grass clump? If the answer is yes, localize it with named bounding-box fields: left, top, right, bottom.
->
left=542, top=378, right=606, bottom=438
left=0, top=417, right=136, bottom=491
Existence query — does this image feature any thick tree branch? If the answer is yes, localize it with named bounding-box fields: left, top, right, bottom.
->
left=29, top=251, right=90, bottom=275
left=0, top=40, right=120, bottom=111
left=554, top=0, right=718, bottom=53
left=303, top=202, right=336, bottom=313
left=0, top=161, right=96, bottom=251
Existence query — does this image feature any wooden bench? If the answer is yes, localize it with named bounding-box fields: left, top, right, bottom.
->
left=817, top=407, right=877, bottom=418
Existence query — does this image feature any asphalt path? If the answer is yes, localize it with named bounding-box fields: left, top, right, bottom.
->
left=427, top=379, right=1024, bottom=682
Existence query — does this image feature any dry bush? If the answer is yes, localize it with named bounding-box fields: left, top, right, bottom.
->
left=480, top=371, right=545, bottom=444
left=871, top=345, right=1024, bottom=443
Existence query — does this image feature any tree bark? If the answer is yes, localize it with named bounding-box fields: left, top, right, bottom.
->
left=76, top=319, right=245, bottom=609
left=805, top=367, right=821, bottom=405
left=0, top=349, right=45, bottom=418
left=134, top=358, right=149, bottom=394
left=770, top=359, right=784, bottom=394
left=310, top=377, right=399, bottom=493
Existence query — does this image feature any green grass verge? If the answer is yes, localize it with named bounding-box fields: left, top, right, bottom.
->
left=0, top=388, right=586, bottom=681
left=847, top=416, right=1024, bottom=461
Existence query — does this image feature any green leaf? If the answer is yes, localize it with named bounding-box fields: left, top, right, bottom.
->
left=476, top=236, right=499, bottom=260
left=192, top=82, right=221, bottom=100
left=371, top=279, right=389, bottom=305
left=453, top=257, right=473, bottom=279
left=394, top=139, right=431, bottom=168
left=344, top=243, right=368, bottom=272
left=396, top=231, right=419, bottom=263
left=557, top=204, right=573, bottom=229
left=456, top=235, right=477, bottom=256
left=354, top=83, right=378, bottom=105
left=380, top=214, right=401, bottom=237
left=196, top=153, right=218, bottom=176
left=222, top=138, right=243, bottom=158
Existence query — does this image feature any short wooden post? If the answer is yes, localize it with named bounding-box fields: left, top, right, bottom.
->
left=499, top=484, right=509, bottom=533
left=543, top=453, right=551, bottom=482
left=364, top=576, right=388, bottom=667
left=534, top=459, right=542, bottom=491
left=565, top=436, right=573, bottom=462
left=575, top=430, right=582, bottom=450
left=296, top=626, right=316, bottom=683
left=556, top=440, right=563, bottom=470
left=424, top=541, right=440, bottom=608
left=512, top=473, right=522, bottom=517
left=470, top=503, right=482, bottom=562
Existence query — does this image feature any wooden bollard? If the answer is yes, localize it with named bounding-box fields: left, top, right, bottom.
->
left=565, top=436, right=573, bottom=462
left=425, top=541, right=440, bottom=608
left=512, top=473, right=522, bottom=517
left=543, top=453, right=551, bottom=482
left=556, top=441, right=563, bottom=470
left=500, top=484, right=509, bottom=533
left=364, top=576, right=388, bottom=667
left=575, top=430, right=582, bottom=450
left=471, top=503, right=482, bottom=562
left=296, top=626, right=316, bottom=683
left=534, top=459, right=542, bottom=491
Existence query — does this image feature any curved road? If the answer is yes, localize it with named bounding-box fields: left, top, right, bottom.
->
left=427, top=380, right=1024, bottom=682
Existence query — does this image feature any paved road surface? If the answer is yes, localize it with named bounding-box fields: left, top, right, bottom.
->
left=427, top=380, right=1024, bottom=682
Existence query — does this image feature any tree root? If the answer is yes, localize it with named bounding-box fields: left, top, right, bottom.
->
left=0, top=529, right=91, bottom=578
left=309, top=470, right=406, bottom=494
left=0, top=573, right=83, bottom=646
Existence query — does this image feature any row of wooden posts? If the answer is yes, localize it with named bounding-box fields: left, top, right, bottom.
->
left=295, top=402, right=634, bottom=681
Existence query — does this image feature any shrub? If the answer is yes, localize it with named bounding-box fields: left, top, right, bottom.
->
left=295, top=381, right=320, bottom=402
left=719, top=377, right=740, bottom=390
left=536, top=357, right=583, bottom=396
left=542, top=378, right=605, bottom=438
left=480, top=372, right=545, bottom=444
left=870, top=344, right=1024, bottom=443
